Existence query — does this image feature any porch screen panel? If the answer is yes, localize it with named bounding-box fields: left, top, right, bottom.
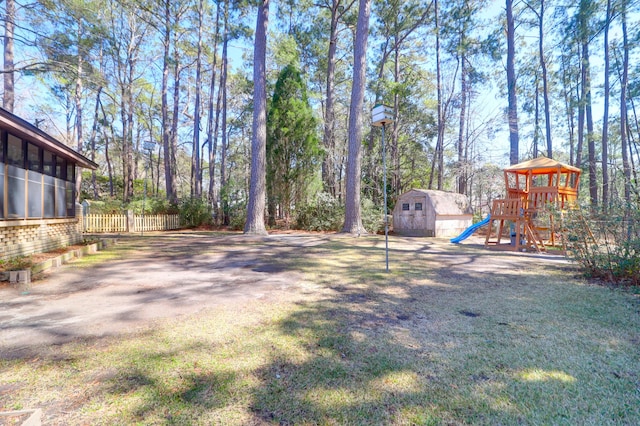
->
left=7, top=165, right=25, bottom=218
left=43, top=175, right=55, bottom=218
left=28, top=171, right=43, bottom=218
left=65, top=181, right=75, bottom=217
left=0, top=161, right=4, bottom=218
left=55, top=178, right=66, bottom=217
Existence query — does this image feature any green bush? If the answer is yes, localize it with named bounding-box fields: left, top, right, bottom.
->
left=82, top=198, right=124, bottom=214
left=562, top=204, right=640, bottom=286
left=293, top=193, right=385, bottom=234
left=128, top=197, right=174, bottom=215
left=178, top=197, right=212, bottom=228
left=294, top=192, right=344, bottom=231
left=227, top=201, right=247, bottom=231
left=361, top=197, right=385, bottom=234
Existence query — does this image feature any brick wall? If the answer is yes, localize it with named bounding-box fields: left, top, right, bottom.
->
left=0, top=204, right=83, bottom=261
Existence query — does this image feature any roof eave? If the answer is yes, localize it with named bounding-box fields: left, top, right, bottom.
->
left=0, top=108, right=98, bottom=170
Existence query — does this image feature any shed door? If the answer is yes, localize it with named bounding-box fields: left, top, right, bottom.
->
left=406, top=196, right=426, bottom=232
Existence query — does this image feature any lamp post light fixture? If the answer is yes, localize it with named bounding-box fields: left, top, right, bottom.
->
left=372, top=105, right=394, bottom=272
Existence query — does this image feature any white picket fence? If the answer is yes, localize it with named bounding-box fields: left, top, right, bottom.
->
left=134, top=214, right=181, bottom=232
left=84, top=214, right=128, bottom=233
left=83, top=213, right=181, bottom=233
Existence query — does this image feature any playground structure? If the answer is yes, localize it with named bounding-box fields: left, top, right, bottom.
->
left=483, top=157, right=581, bottom=252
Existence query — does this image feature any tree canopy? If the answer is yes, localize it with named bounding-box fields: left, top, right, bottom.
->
left=1, top=0, right=638, bottom=229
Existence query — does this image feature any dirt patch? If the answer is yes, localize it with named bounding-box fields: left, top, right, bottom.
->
left=0, top=232, right=570, bottom=360
left=0, top=232, right=332, bottom=358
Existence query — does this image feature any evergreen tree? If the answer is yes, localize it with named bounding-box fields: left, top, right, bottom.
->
left=266, top=64, right=321, bottom=226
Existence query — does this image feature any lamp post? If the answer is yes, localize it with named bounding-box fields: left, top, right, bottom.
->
left=142, top=141, right=156, bottom=236
left=372, top=105, right=394, bottom=272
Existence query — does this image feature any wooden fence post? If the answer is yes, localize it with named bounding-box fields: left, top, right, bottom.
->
left=127, top=210, right=135, bottom=233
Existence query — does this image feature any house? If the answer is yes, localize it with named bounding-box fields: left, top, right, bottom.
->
left=0, top=107, right=98, bottom=260
left=392, top=189, right=473, bottom=237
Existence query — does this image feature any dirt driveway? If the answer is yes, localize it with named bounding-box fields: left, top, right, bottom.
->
left=0, top=232, right=568, bottom=359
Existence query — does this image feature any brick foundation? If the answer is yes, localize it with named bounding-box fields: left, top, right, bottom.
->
left=0, top=204, right=84, bottom=261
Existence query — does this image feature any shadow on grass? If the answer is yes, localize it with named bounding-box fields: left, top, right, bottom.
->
left=239, top=239, right=639, bottom=424
left=1, top=233, right=638, bottom=424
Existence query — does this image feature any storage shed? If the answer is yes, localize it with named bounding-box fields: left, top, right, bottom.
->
left=1, top=107, right=98, bottom=260
left=392, top=189, right=472, bottom=237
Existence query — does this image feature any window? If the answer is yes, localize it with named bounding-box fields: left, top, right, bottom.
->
left=7, top=134, right=24, bottom=167
left=7, top=164, right=25, bottom=218
left=1, top=130, right=78, bottom=220
left=28, top=170, right=43, bottom=218
left=415, top=202, right=423, bottom=211
left=0, top=158, right=4, bottom=218
left=0, top=133, right=3, bottom=218
left=55, top=178, right=66, bottom=217
left=67, top=163, right=75, bottom=182
left=402, top=203, right=410, bottom=211
left=43, top=151, right=54, bottom=176
left=43, top=175, right=55, bottom=218
left=28, top=143, right=41, bottom=172
left=66, top=181, right=75, bottom=217
left=56, top=156, right=66, bottom=180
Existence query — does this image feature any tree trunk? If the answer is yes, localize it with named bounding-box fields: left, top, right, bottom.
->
left=244, top=0, right=270, bottom=235
left=601, top=0, right=611, bottom=210
left=538, top=0, right=552, bottom=159
left=428, top=0, right=442, bottom=189
left=161, top=0, right=175, bottom=202
left=577, top=60, right=585, bottom=170
left=342, top=0, right=371, bottom=235
left=220, top=2, right=229, bottom=225
left=120, top=85, right=132, bottom=202
left=581, top=8, right=597, bottom=208
left=560, top=51, right=576, bottom=166
left=392, top=43, right=401, bottom=199
left=191, top=0, right=204, bottom=198
left=3, top=0, right=15, bottom=112
left=74, top=22, right=84, bottom=203
left=533, top=75, right=540, bottom=157
left=458, top=54, right=467, bottom=194
left=620, top=0, right=631, bottom=205
left=170, top=36, right=181, bottom=202
left=99, top=98, right=114, bottom=197
left=322, top=0, right=340, bottom=198
left=89, top=87, right=103, bottom=200
left=207, top=0, right=221, bottom=212
left=506, top=0, right=519, bottom=165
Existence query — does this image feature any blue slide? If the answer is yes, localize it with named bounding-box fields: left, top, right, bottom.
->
left=450, top=214, right=491, bottom=244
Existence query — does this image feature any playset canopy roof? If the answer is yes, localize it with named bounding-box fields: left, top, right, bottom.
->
left=504, top=157, right=580, bottom=175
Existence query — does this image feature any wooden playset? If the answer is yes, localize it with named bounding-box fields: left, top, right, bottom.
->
left=484, top=157, right=581, bottom=252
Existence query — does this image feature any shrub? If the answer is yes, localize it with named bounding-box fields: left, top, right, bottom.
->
left=128, top=197, right=174, bottom=215
left=361, top=197, right=385, bottom=234
left=561, top=204, right=640, bottom=286
left=178, top=197, right=212, bottom=228
left=294, top=192, right=344, bottom=231
left=227, top=201, right=247, bottom=231
left=293, top=193, right=385, bottom=234
left=82, top=198, right=124, bottom=214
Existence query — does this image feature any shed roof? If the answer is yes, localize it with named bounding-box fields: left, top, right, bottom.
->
left=401, top=189, right=472, bottom=215
left=0, top=107, right=98, bottom=169
left=504, top=157, right=580, bottom=175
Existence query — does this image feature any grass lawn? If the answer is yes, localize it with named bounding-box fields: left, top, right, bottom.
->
left=1, top=233, right=639, bottom=425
